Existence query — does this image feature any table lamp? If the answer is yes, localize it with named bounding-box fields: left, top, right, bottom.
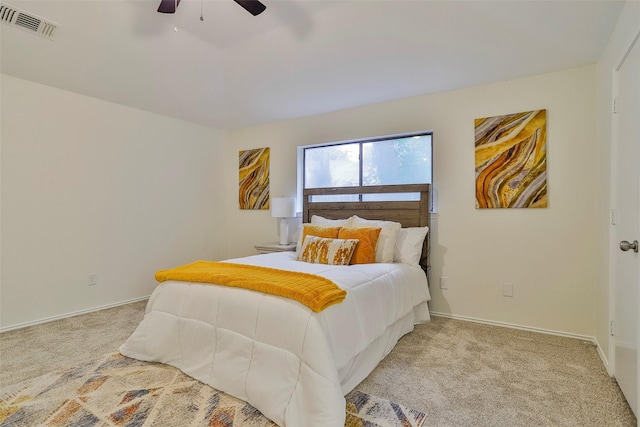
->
left=271, top=197, right=296, bottom=245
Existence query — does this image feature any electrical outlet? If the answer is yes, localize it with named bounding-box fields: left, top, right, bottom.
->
left=88, top=273, right=97, bottom=286
left=440, top=276, right=449, bottom=289
left=503, top=283, right=513, bottom=297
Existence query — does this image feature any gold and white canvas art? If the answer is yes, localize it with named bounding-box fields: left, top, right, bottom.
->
left=239, top=147, right=270, bottom=210
left=475, top=110, right=547, bottom=209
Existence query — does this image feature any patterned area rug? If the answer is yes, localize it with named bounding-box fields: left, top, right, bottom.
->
left=0, top=353, right=426, bottom=427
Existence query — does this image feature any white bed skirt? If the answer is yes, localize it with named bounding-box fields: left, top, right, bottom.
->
left=339, top=300, right=430, bottom=393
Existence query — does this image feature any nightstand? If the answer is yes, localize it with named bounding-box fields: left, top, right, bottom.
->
left=254, top=242, right=297, bottom=254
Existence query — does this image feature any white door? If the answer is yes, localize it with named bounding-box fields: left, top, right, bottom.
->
left=613, top=32, right=640, bottom=417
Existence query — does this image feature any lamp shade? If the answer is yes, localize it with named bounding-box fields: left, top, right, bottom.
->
left=271, top=197, right=296, bottom=218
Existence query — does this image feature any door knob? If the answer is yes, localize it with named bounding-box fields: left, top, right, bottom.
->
left=619, top=240, right=639, bottom=253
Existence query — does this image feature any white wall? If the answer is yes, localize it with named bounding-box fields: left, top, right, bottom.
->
left=0, top=75, right=228, bottom=329
left=227, top=65, right=599, bottom=337
left=0, top=60, right=608, bottom=341
left=595, top=1, right=640, bottom=368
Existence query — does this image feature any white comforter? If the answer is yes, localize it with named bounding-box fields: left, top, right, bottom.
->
left=119, top=252, right=431, bottom=426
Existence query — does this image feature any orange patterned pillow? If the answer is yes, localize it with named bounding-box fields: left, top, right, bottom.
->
left=338, top=227, right=381, bottom=264
left=300, top=225, right=341, bottom=246
left=298, top=236, right=358, bottom=265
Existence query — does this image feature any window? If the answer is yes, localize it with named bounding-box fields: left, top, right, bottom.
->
left=299, top=132, right=432, bottom=205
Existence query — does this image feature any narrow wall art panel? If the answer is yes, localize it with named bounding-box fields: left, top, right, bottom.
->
left=239, top=147, right=270, bottom=210
left=475, top=109, right=547, bottom=208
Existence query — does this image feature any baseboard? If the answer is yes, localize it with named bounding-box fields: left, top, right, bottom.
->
left=594, top=338, right=613, bottom=376
left=0, top=296, right=150, bottom=333
left=429, top=311, right=598, bottom=344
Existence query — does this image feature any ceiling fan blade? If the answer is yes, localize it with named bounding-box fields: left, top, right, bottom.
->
left=158, top=0, right=180, bottom=14
left=233, top=0, right=266, bottom=16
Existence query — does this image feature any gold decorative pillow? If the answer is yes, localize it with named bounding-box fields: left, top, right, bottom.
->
left=298, top=236, right=358, bottom=265
left=296, top=224, right=342, bottom=251
left=338, top=227, right=381, bottom=264
left=349, top=216, right=402, bottom=263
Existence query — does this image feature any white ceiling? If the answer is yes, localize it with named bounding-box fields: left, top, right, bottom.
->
left=0, top=0, right=626, bottom=130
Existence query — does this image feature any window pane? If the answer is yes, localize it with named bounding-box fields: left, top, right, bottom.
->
left=362, top=135, right=432, bottom=186
left=309, top=194, right=360, bottom=203
left=304, top=144, right=359, bottom=188
left=362, top=192, right=420, bottom=202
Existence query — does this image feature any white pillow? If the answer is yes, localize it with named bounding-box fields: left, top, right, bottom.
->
left=311, top=215, right=353, bottom=227
left=348, top=215, right=401, bottom=263
left=296, top=215, right=354, bottom=252
left=394, top=226, right=429, bottom=267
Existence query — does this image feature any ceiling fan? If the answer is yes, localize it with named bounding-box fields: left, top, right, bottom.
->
left=157, top=0, right=266, bottom=16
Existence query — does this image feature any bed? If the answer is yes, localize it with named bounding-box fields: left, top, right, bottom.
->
left=119, top=184, right=431, bottom=426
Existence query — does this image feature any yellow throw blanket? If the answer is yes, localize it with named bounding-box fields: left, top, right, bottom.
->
left=155, top=261, right=346, bottom=312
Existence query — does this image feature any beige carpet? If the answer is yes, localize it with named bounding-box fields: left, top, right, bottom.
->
left=358, top=317, right=636, bottom=426
left=0, top=301, right=636, bottom=426
left=0, top=301, right=147, bottom=387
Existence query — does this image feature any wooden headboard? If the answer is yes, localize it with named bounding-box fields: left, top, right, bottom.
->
left=302, top=184, right=431, bottom=277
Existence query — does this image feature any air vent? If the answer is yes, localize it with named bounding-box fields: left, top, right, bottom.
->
left=0, top=2, right=59, bottom=40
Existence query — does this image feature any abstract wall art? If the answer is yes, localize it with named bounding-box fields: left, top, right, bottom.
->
left=475, top=109, right=547, bottom=209
left=239, top=147, right=270, bottom=210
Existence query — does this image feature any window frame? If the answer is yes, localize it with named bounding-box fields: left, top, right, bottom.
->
left=297, top=130, right=433, bottom=213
